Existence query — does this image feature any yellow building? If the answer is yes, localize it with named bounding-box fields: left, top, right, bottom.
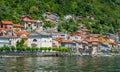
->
left=13, top=24, right=23, bottom=32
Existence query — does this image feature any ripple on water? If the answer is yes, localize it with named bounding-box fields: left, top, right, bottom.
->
left=0, top=56, right=120, bottom=72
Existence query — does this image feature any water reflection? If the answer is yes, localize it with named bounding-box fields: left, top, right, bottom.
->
left=0, top=56, right=120, bottom=72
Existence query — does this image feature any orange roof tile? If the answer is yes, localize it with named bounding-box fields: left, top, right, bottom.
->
left=59, top=39, right=72, bottom=43
left=107, top=39, right=115, bottom=44
left=93, top=34, right=100, bottom=38
left=23, top=20, right=36, bottom=22
left=86, top=39, right=92, bottom=43
left=1, top=21, right=13, bottom=25
left=75, top=40, right=82, bottom=43
left=13, top=24, right=22, bottom=27
left=24, top=31, right=30, bottom=35
left=92, top=42, right=99, bottom=45
left=91, top=38, right=99, bottom=42
left=0, top=28, right=12, bottom=31
left=81, top=28, right=90, bottom=32
left=14, top=31, right=30, bottom=35
left=14, top=31, right=23, bottom=35
left=20, top=34, right=28, bottom=39
left=53, top=37, right=62, bottom=41
left=81, top=35, right=89, bottom=39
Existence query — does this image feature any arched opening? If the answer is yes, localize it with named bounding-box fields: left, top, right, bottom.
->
left=33, top=39, right=37, bottom=42
left=31, top=43, right=37, bottom=47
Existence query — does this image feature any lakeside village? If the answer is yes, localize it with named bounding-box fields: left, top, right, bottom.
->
left=0, top=12, right=120, bottom=56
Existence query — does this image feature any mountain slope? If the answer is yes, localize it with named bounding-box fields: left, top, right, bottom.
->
left=0, top=0, right=120, bottom=34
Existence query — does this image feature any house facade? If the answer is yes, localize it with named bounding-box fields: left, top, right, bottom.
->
left=43, top=12, right=59, bottom=23
left=0, top=21, right=13, bottom=29
left=13, top=24, right=23, bottom=32
left=27, top=32, right=52, bottom=48
left=21, top=15, right=42, bottom=32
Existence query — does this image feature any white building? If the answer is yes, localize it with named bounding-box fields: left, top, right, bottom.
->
left=0, top=37, right=20, bottom=47
left=21, top=15, right=42, bottom=32
left=27, top=32, right=52, bottom=48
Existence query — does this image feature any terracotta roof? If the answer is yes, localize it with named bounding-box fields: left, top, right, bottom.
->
left=23, top=20, right=37, bottom=22
left=21, top=15, right=31, bottom=19
left=92, top=42, right=99, bottom=45
left=20, top=34, right=28, bottom=39
left=24, top=31, right=30, bottom=35
left=102, top=36, right=107, bottom=38
left=81, top=35, right=90, bottom=39
left=1, top=21, right=13, bottom=25
left=14, top=31, right=30, bottom=35
left=72, top=32, right=81, bottom=36
left=107, top=39, right=115, bottom=44
left=53, top=37, right=62, bottom=41
left=91, top=38, right=99, bottom=42
left=92, top=34, right=100, bottom=38
left=75, top=40, right=82, bottom=43
left=81, top=28, right=90, bottom=32
left=76, top=29, right=82, bottom=32
left=86, top=39, right=92, bottom=43
left=59, top=39, right=72, bottom=43
left=14, top=31, right=23, bottom=35
left=0, top=34, right=17, bottom=38
left=13, top=24, right=22, bottom=27
left=0, top=28, right=12, bottom=31
left=0, top=28, right=4, bottom=31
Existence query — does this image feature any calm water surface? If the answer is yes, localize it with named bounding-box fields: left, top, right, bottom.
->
left=0, top=56, right=120, bottom=72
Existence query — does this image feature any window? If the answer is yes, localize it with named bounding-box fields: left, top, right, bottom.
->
left=28, top=24, right=30, bottom=27
left=44, top=40, right=46, bottom=42
left=61, top=43, right=65, bottom=47
left=33, top=39, right=37, bottom=42
left=75, top=37, right=78, bottom=39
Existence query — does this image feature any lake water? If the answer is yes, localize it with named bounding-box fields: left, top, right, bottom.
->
left=0, top=56, right=120, bottom=72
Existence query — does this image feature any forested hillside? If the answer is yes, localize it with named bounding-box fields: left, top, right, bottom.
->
left=0, top=0, right=120, bottom=34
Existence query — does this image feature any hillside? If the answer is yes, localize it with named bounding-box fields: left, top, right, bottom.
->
left=0, top=0, right=120, bottom=34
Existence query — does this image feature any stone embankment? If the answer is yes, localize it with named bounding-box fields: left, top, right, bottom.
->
left=0, top=52, right=72, bottom=57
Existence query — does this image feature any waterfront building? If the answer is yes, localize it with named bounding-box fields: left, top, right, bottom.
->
left=0, top=28, right=19, bottom=47
left=0, top=37, right=19, bottom=47
left=27, top=32, right=52, bottom=48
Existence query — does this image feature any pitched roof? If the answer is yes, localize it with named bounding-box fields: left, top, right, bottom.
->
left=13, top=24, right=22, bottom=27
left=92, top=34, right=100, bottom=38
left=14, top=31, right=29, bottom=35
left=92, top=42, right=99, bottom=45
left=23, top=20, right=37, bottom=22
left=0, top=28, right=12, bottom=31
left=14, top=31, right=23, bottom=35
left=75, top=40, right=82, bottom=43
left=107, top=39, right=115, bottom=44
left=20, top=34, right=28, bottom=39
left=1, top=21, right=13, bottom=25
left=81, top=28, right=90, bottom=32
left=59, top=39, right=72, bottom=43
